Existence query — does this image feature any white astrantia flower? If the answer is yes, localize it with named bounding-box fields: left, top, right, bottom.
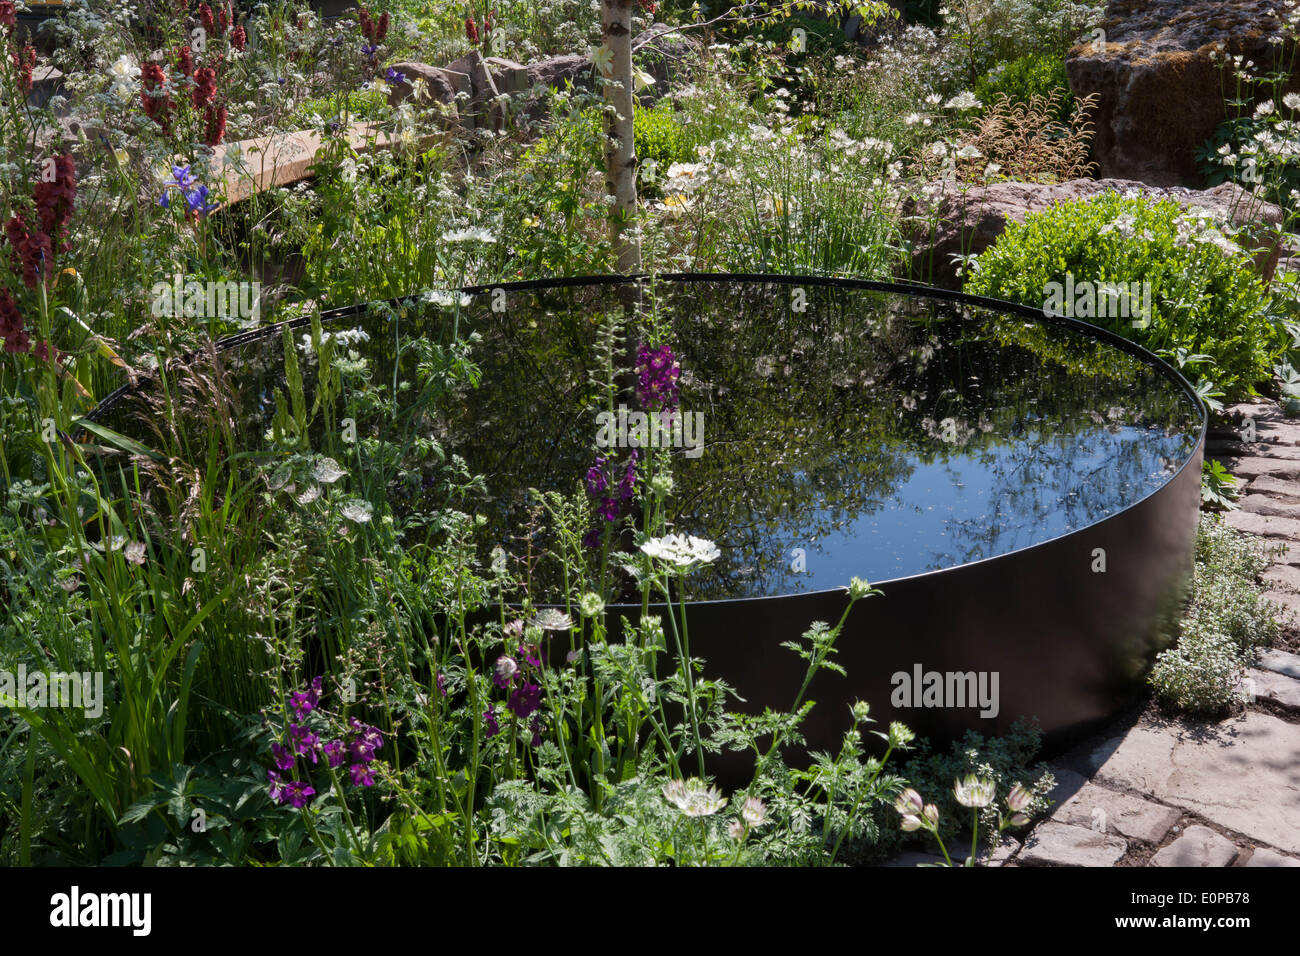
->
left=340, top=499, right=373, bottom=523
left=424, top=289, right=473, bottom=308
left=441, top=226, right=496, bottom=244
left=296, top=484, right=322, bottom=505
left=662, top=778, right=727, bottom=817
left=945, top=91, right=981, bottom=111
left=124, top=541, right=148, bottom=566
left=1284, top=92, right=1300, bottom=111
left=954, top=774, right=997, bottom=808
left=639, top=533, right=720, bottom=568
left=956, top=145, right=982, bottom=159
left=1254, top=99, right=1275, bottom=119
left=313, top=457, right=347, bottom=484
left=741, top=797, right=768, bottom=828
left=532, top=608, right=575, bottom=632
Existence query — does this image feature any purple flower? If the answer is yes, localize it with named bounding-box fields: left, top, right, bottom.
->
left=349, top=762, right=376, bottom=787
left=164, top=164, right=198, bottom=193
left=619, top=450, right=639, bottom=502
left=323, top=738, right=345, bottom=768
left=435, top=671, right=447, bottom=697
left=635, top=343, right=681, bottom=410
left=284, top=780, right=316, bottom=808
left=385, top=67, right=406, bottom=86
left=348, top=722, right=383, bottom=764
left=585, top=458, right=609, bottom=497
left=289, top=723, right=320, bottom=763
left=271, top=742, right=295, bottom=771
left=582, top=527, right=601, bottom=550
left=361, top=42, right=379, bottom=57
left=290, top=676, right=322, bottom=718
left=268, top=769, right=287, bottom=803
left=529, top=715, right=544, bottom=748
left=599, top=496, right=620, bottom=522
left=484, top=708, right=500, bottom=738
left=507, top=681, right=542, bottom=719
left=182, top=183, right=219, bottom=216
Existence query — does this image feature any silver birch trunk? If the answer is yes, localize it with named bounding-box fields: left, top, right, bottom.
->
left=600, top=0, right=641, bottom=274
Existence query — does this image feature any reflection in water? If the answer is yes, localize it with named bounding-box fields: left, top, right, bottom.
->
left=96, top=280, right=1201, bottom=602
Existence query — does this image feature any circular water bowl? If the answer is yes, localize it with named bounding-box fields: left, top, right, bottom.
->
left=88, top=275, right=1205, bottom=760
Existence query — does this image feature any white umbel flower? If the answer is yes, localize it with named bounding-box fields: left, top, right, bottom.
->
left=639, top=534, right=720, bottom=568
left=662, top=778, right=727, bottom=817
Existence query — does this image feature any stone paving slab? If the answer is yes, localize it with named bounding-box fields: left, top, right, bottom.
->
left=1053, top=782, right=1182, bottom=843
left=1241, top=496, right=1300, bottom=520
left=1246, top=476, right=1300, bottom=499
left=1256, top=648, right=1300, bottom=679
left=1150, top=825, right=1239, bottom=867
left=1225, top=443, right=1300, bottom=461
left=1262, top=589, right=1300, bottom=619
left=1242, top=847, right=1300, bottom=867
left=1224, top=509, right=1300, bottom=538
left=1091, top=712, right=1300, bottom=855
left=1019, top=821, right=1128, bottom=867
left=1244, top=668, right=1300, bottom=710
left=1262, top=564, right=1300, bottom=592
left=1219, top=457, right=1300, bottom=481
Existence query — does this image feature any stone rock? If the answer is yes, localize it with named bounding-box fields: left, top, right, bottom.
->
left=1054, top=782, right=1182, bottom=844
left=1261, top=590, right=1300, bottom=621
left=1256, top=648, right=1300, bottom=680
left=1244, top=668, right=1300, bottom=710
left=384, top=61, right=461, bottom=119
left=1262, top=564, right=1300, bottom=592
left=1223, top=509, right=1300, bottom=538
left=1241, top=497, right=1300, bottom=522
left=1066, top=0, right=1299, bottom=185
left=1247, top=476, right=1300, bottom=499
left=634, top=24, right=703, bottom=91
left=1243, top=846, right=1300, bottom=867
left=524, top=54, right=593, bottom=93
left=904, top=178, right=1282, bottom=288
left=1046, top=766, right=1086, bottom=807
left=1150, top=825, right=1239, bottom=867
left=1088, top=736, right=1125, bottom=773
left=1019, top=821, right=1128, bottom=867
left=1093, top=712, right=1300, bottom=855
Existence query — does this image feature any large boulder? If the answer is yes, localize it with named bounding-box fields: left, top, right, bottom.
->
left=384, top=61, right=462, bottom=120
left=1067, top=0, right=1299, bottom=186
left=905, top=177, right=1285, bottom=288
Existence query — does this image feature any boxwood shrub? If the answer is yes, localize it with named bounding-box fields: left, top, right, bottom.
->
left=964, top=192, right=1282, bottom=399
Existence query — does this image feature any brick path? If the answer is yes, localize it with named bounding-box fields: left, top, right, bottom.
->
left=884, top=398, right=1300, bottom=867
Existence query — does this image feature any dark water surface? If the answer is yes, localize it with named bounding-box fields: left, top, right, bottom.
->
left=96, top=279, right=1201, bottom=601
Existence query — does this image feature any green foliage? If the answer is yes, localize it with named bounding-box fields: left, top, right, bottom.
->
left=1150, top=516, right=1288, bottom=714
left=1201, top=459, right=1241, bottom=511
left=974, top=52, right=1074, bottom=121
left=965, top=192, right=1283, bottom=400
left=888, top=718, right=1055, bottom=856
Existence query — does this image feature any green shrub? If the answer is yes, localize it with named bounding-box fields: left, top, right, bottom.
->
left=889, top=718, right=1055, bottom=855
left=1150, top=621, right=1245, bottom=714
left=965, top=192, right=1282, bottom=399
left=974, top=52, right=1074, bottom=121
left=1150, top=515, right=1290, bottom=714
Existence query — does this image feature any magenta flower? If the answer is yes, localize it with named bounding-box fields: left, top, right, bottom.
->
left=289, top=723, right=320, bottom=763
left=289, top=676, right=323, bottom=718
left=283, top=781, right=316, bottom=808
left=507, top=681, right=542, bottom=719
left=268, top=770, right=287, bottom=803
left=349, top=763, right=376, bottom=787
left=323, top=739, right=345, bottom=768
left=347, top=721, right=384, bottom=764
left=271, top=742, right=294, bottom=772
left=484, top=708, right=500, bottom=738
left=436, top=672, right=447, bottom=696
left=635, top=344, right=681, bottom=410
